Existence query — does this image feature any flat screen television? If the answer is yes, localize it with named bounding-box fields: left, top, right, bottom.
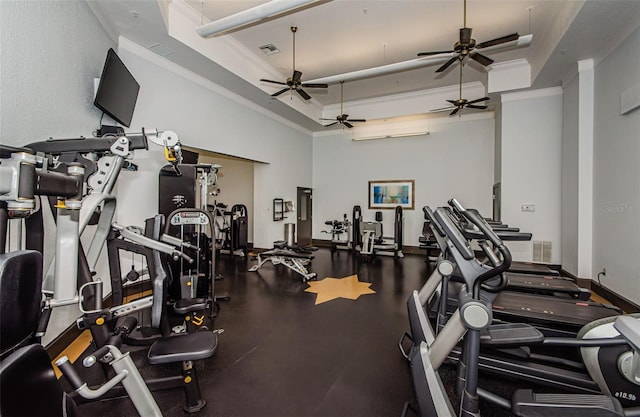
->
left=94, top=48, right=139, bottom=128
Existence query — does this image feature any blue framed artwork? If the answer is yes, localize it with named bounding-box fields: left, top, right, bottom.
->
left=368, top=180, right=415, bottom=210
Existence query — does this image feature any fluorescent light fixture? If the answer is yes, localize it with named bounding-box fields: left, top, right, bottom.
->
left=196, top=0, right=318, bottom=37
left=352, top=131, right=429, bottom=141
left=307, top=34, right=532, bottom=85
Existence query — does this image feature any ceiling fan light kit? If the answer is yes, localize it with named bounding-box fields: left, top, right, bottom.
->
left=195, top=0, right=531, bottom=125
left=417, top=0, right=521, bottom=74
left=259, top=26, right=328, bottom=101
left=196, top=0, right=318, bottom=37
left=320, top=81, right=366, bottom=128
left=306, top=34, right=532, bottom=86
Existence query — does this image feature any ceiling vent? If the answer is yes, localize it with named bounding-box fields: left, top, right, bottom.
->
left=148, top=43, right=175, bottom=57
left=259, top=44, right=280, bottom=55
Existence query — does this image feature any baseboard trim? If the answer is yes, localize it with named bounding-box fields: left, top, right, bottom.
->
left=591, top=282, right=640, bottom=313
left=45, top=319, right=85, bottom=359
left=312, top=239, right=332, bottom=248
left=561, top=268, right=640, bottom=313
left=559, top=269, right=592, bottom=288
left=311, top=239, right=426, bottom=255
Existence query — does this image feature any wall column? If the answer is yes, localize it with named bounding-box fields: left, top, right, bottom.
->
left=577, top=59, right=594, bottom=278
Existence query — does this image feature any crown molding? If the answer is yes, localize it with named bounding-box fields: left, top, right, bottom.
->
left=118, top=36, right=312, bottom=136
left=501, top=86, right=563, bottom=103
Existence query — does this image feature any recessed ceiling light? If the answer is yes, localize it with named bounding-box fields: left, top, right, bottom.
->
left=259, top=44, right=280, bottom=55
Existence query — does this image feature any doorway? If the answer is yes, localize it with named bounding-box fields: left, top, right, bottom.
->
left=297, top=187, right=312, bottom=246
left=492, top=182, right=501, bottom=222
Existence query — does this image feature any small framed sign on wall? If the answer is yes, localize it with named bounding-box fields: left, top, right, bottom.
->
left=368, top=180, right=415, bottom=210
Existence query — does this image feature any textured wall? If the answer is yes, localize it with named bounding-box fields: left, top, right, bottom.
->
left=0, top=1, right=115, bottom=145
left=592, top=26, right=640, bottom=303
left=1, top=1, right=116, bottom=345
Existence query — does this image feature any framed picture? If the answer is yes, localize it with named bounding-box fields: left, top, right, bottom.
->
left=368, top=180, right=415, bottom=210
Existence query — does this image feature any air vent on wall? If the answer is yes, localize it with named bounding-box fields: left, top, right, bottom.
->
left=532, top=241, right=552, bottom=263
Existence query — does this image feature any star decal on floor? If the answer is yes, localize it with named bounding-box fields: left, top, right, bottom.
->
left=304, top=274, right=376, bottom=305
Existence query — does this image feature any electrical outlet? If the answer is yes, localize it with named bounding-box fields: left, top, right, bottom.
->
left=521, top=204, right=536, bottom=212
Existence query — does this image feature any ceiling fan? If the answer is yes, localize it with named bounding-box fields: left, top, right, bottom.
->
left=320, top=81, right=366, bottom=128
left=417, top=0, right=520, bottom=73
left=260, top=26, right=327, bottom=100
left=431, top=63, right=489, bottom=116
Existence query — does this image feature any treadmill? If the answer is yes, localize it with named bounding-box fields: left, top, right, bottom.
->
left=408, top=207, right=638, bottom=411
left=448, top=207, right=591, bottom=300
left=425, top=204, right=620, bottom=338
left=510, top=260, right=560, bottom=276
left=503, top=271, right=589, bottom=300
left=468, top=208, right=561, bottom=278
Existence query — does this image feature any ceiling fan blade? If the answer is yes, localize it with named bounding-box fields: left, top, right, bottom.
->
left=466, top=104, right=488, bottom=110
left=301, top=83, right=328, bottom=89
left=348, top=119, right=366, bottom=123
left=260, top=79, right=288, bottom=86
left=436, top=56, right=458, bottom=73
left=450, top=107, right=461, bottom=116
left=476, top=33, right=519, bottom=49
left=323, top=121, right=339, bottom=127
left=292, top=70, right=303, bottom=83
left=470, top=52, right=494, bottom=66
left=343, top=122, right=354, bottom=128
left=467, top=96, right=490, bottom=104
left=430, top=106, right=455, bottom=112
left=446, top=99, right=458, bottom=105
left=271, top=88, right=290, bottom=97
left=297, top=88, right=311, bottom=100
left=417, top=50, right=455, bottom=57
left=319, top=118, right=337, bottom=121
left=460, top=27, right=473, bottom=45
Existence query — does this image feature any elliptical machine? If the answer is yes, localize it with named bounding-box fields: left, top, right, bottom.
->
left=400, top=205, right=640, bottom=416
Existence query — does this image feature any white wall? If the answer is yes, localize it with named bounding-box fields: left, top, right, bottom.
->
left=500, top=88, right=564, bottom=263
left=0, top=1, right=114, bottom=144
left=312, top=114, right=495, bottom=247
left=114, top=39, right=313, bottom=250
left=592, top=26, right=640, bottom=304
left=0, top=0, right=116, bottom=345
left=494, top=104, right=503, bottom=186
left=561, top=74, right=579, bottom=275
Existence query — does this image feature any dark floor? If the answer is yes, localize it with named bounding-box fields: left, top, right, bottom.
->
left=75, top=249, right=521, bottom=417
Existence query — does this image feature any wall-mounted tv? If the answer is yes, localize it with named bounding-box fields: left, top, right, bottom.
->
left=94, top=48, right=139, bottom=128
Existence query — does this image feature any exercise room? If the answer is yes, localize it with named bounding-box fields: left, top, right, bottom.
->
left=1, top=1, right=639, bottom=416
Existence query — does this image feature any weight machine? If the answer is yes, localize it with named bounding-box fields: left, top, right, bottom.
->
left=214, top=203, right=249, bottom=258
left=158, top=163, right=230, bottom=304
left=322, top=213, right=351, bottom=252
left=356, top=205, right=404, bottom=259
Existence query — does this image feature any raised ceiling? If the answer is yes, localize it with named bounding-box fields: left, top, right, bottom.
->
left=87, top=0, right=640, bottom=131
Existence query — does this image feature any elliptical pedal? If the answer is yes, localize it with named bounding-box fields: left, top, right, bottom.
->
left=512, top=389, right=624, bottom=416
left=482, top=323, right=544, bottom=346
